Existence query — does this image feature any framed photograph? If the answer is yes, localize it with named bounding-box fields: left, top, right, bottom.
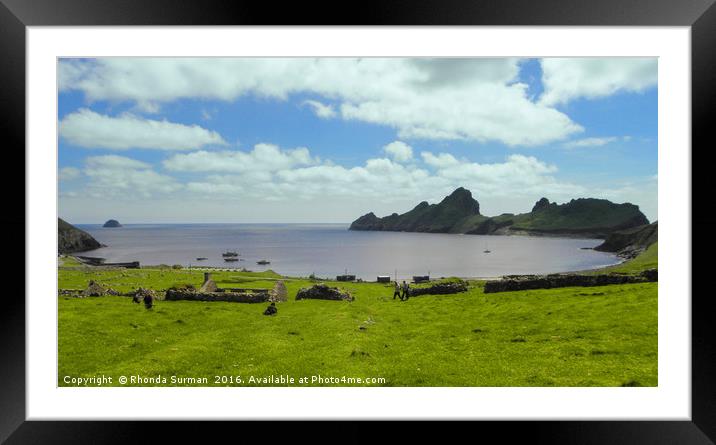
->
left=5, top=0, right=714, bottom=442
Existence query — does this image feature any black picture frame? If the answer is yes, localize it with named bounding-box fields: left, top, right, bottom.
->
left=2, top=0, right=713, bottom=442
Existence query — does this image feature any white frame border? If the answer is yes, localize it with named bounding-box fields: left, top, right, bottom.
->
left=27, top=26, right=690, bottom=420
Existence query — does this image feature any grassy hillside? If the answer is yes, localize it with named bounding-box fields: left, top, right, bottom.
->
left=58, top=264, right=657, bottom=387
left=509, top=198, right=649, bottom=233
left=595, top=243, right=658, bottom=275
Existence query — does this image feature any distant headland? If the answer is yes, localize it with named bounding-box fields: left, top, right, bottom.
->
left=103, top=219, right=122, bottom=228
left=349, top=187, right=649, bottom=239
left=58, top=218, right=102, bottom=253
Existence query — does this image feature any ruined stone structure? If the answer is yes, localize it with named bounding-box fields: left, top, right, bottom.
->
left=295, top=283, right=354, bottom=301
left=164, top=273, right=288, bottom=303
left=81, top=280, right=120, bottom=297
left=199, top=272, right=218, bottom=292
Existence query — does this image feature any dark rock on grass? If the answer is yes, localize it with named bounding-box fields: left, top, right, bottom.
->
left=263, top=302, right=278, bottom=316
left=295, top=283, right=354, bottom=302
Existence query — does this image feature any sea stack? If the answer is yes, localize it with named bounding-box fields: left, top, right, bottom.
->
left=103, top=219, right=122, bottom=228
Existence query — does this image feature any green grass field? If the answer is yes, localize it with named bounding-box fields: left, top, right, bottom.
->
left=58, top=249, right=657, bottom=387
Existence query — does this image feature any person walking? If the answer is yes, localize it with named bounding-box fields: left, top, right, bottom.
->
left=393, top=281, right=401, bottom=300
left=401, top=280, right=410, bottom=301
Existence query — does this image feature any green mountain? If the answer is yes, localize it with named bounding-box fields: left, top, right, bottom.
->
left=58, top=218, right=102, bottom=254
left=349, top=188, right=649, bottom=238
left=350, top=187, right=487, bottom=233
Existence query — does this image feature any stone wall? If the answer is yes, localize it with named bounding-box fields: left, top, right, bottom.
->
left=270, top=281, right=288, bottom=302
left=484, top=270, right=657, bottom=293
left=409, top=280, right=469, bottom=297
left=165, top=288, right=271, bottom=303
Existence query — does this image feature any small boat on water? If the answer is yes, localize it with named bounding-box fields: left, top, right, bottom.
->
left=483, top=243, right=491, bottom=254
left=222, top=251, right=239, bottom=257
left=257, top=260, right=271, bottom=265
left=196, top=257, right=208, bottom=261
left=224, top=257, right=240, bottom=262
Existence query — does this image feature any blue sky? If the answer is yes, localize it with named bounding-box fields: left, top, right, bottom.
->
left=58, top=58, right=657, bottom=223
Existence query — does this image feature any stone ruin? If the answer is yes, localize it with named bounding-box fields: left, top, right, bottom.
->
left=409, top=280, right=469, bottom=297
left=483, top=269, right=658, bottom=294
left=164, top=273, right=288, bottom=304
left=295, top=283, right=354, bottom=302
left=80, top=280, right=120, bottom=297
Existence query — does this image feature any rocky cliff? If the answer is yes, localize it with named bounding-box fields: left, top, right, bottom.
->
left=594, top=222, right=658, bottom=258
left=349, top=188, right=649, bottom=238
left=350, top=187, right=485, bottom=233
left=58, top=218, right=102, bottom=254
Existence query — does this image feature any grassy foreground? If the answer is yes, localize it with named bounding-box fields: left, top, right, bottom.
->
left=58, top=252, right=657, bottom=387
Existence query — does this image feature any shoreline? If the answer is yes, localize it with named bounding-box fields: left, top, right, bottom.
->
left=62, top=253, right=626, bottom=283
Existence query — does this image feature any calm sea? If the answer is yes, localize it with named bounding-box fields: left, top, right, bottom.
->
left=76, top=223, right=621, bottom=280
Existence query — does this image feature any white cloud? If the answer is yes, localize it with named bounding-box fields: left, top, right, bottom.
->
left=59, top=58, right=584, bottom=146
left=420, top=152, right=581, bottom=198
left=62, top=143, right=656, bottom=222
left=59, top=108, right=226, bottom=150
left=59, top=167, right=81, bottom=181
left=83, top=155, right=181, bottom=199
left=303, top=100, right=336, bottom=118
left=178, top=144, right=582, bottom=207
left=562, top=136, right=631, bottom=148
left=540, top=58, right=657, bottom=106
left=163, top=143, right=319, bottom=173
left=85, top=154, right=151, bottom=170
left=421, top=151, right=460, bottom=169
left=382, top=141, right=413, bottom=162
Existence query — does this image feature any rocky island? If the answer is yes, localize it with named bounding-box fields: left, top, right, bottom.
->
left=58, top=218, right=102, bottom=253
left=103, top=219, right=122, bottom=228
left=349, top=187, right=649, bottom=238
